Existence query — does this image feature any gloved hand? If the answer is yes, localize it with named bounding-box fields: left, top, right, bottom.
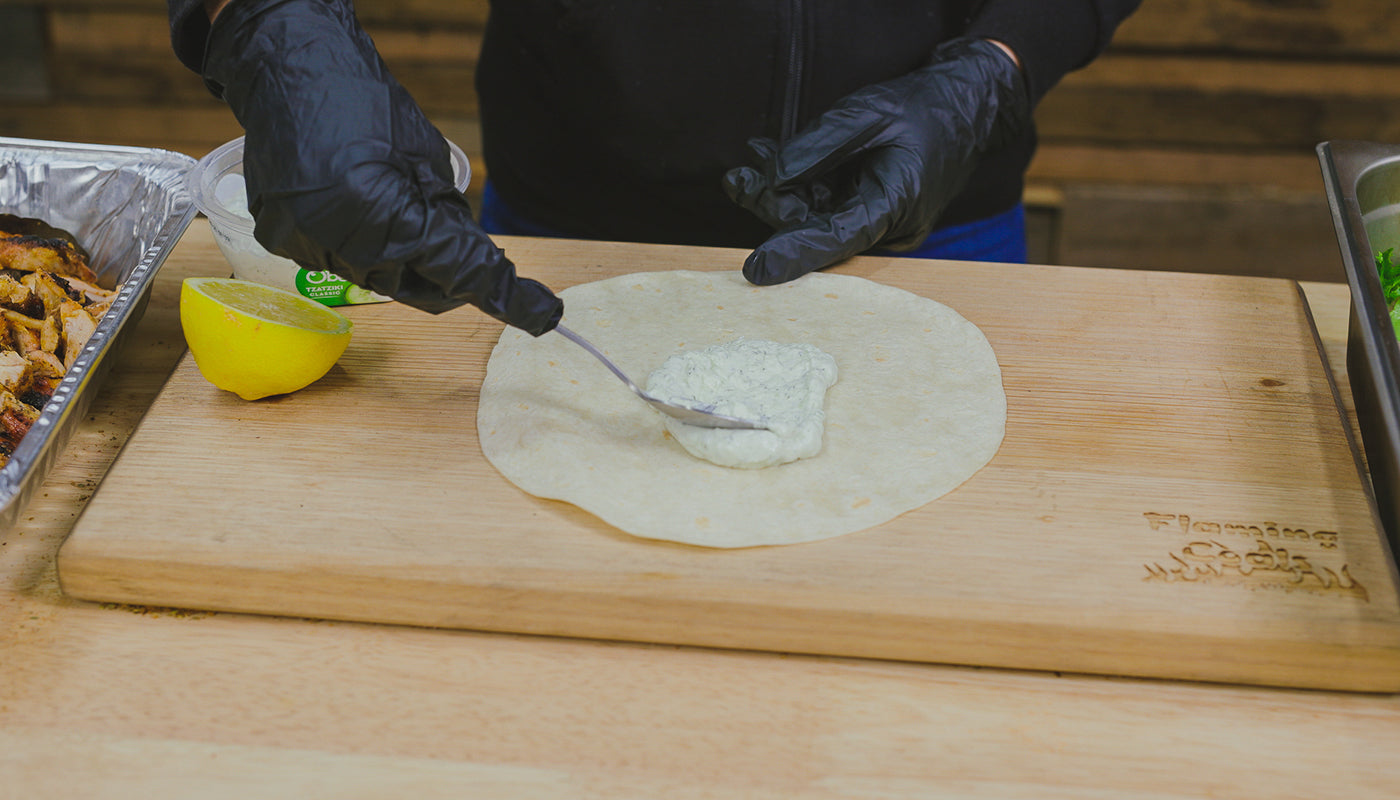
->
left=202, top=0, right=562, bottom=335
left=722, top=37, right=1030, bottom=286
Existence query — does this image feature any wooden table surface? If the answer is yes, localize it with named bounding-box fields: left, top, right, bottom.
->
left=4, top=221, right=1398, bottom=798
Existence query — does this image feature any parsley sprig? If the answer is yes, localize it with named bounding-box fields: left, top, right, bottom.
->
left=1381, top=248, right=1400, bottom=308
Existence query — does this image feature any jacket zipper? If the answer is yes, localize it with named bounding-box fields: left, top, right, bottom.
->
left=780, top=0, right=806, bottom=140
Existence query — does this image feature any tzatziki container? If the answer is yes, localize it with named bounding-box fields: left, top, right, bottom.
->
left=187, top=136, right=472, bottom=307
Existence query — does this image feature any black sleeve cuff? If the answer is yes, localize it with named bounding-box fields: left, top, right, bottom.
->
left=965, top=0, right=1141, bottom=103
left=168, top=0, right=212, bottom=74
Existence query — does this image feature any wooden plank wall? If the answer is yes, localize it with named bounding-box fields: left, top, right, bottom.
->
left=5, top=0, right=1397, bottom=280
left=1038, top=0, right=1400, bottom=280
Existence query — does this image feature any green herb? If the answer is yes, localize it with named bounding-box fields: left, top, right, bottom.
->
left=1380, top=247, right=1400, bottom=308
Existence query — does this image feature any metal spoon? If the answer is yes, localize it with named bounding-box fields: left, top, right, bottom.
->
left=555, top=324, right=765, bottom=430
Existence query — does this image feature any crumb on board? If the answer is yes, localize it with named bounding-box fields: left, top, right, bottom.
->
left=99, top=602, right=216, bottom=620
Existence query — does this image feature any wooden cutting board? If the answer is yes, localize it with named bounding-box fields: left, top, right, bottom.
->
left=58, top=236, right=1400, bottom=691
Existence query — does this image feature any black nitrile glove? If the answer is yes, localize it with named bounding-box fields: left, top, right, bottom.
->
left=202, top=0, right=562, bottom=335
left=723, top=38, right=1030, bottom=286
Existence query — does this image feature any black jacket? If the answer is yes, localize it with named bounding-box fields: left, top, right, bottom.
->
left=170, top=0, right=1140, bottom=248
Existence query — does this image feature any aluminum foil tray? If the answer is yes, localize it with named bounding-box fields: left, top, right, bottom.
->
left=1318, top=139, right=1400, bottom=572
left=0, top=136, right=197, bottom=531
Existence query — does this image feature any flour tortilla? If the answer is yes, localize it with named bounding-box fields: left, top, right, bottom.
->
left=477, top=270, right=1005, bottom=548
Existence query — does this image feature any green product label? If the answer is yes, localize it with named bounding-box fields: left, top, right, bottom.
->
left=294, top=269, right=386, bottom=306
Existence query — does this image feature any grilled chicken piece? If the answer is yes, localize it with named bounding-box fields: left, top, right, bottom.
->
left=25, top=350, right=64, bottom=385
left=0, top=350, right=29, bottom=394
left=0, top=232, right=98, bottom=283
left=0, top=273, right=43, bottom=320
left=0, top=387, right=40, bottom=462
left=85, top=297, right=114, bottom=320
left=3, top=309, right=66, bottom=390
left=4, top=310, right=42, bottom=352
left=0, top=213, right=90, bottom=253
left=42, top=314, right=61, bottom=355
left=18, top=346, right=63, bottom=409
left=57, top=274, right=117, bottom=305
left=58, top=300, right=98, bottom=369
left=21, top=271, right=80, bottom=317
left=0, top=273, right=29, bottom=305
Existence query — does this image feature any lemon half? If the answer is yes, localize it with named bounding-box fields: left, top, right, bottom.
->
left=180, top=277, right=354, bottom=400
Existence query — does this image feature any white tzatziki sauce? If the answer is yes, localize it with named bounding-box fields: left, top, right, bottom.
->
left=644, top=338, right=838, bottom=469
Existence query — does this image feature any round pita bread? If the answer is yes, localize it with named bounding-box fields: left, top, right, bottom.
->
left=477, top=270, right=1004, bottom=548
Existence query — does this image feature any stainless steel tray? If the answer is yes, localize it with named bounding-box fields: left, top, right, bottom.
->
left=1318, top=140, right=1400, bottom=572
left=0, top=136, right=197, bottom=531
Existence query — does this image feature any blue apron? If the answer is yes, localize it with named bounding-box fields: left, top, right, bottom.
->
left=479, top=181, right=1027, bottom=264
